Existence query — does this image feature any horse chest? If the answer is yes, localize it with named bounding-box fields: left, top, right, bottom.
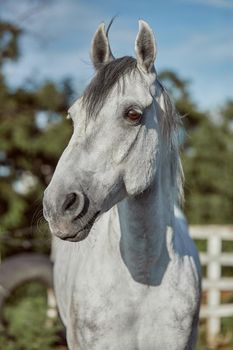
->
left=53, top=218, right=200, bottom=350
left=60, top=259, right=197, bottom=350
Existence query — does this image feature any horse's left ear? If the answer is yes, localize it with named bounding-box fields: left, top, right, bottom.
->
left=135, top=20, right=157, bottom=73
left=91, top=23, right=114, bottom=70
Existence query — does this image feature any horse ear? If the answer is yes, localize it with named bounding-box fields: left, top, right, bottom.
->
left=135, top=20, right=157, bottom=73
left=91, top=23, right=114, bottom=70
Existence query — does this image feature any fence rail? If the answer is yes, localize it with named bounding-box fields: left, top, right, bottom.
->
left=190, top=225, right=233, bottom=345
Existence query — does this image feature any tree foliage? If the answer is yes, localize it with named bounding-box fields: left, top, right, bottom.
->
left=0, top=21, right=73, bottom=257
left=0, top=282, right=63, bottom=350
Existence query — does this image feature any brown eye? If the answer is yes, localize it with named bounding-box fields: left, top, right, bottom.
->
left=126, top=109, right=142, bottom=122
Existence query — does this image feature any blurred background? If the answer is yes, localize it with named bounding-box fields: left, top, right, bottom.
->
left=0, top=0, right=232, bottom=349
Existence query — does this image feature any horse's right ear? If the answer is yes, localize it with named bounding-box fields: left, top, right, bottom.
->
left=91, top=23, right=114, bottom=70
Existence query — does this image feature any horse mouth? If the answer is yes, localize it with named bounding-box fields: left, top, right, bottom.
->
left=61, top=211, right=100, bottom=242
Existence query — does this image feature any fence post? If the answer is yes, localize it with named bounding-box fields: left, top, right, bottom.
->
left=46, top=288, right=57, bottom=326
left=207, top=232, right=221, bottom=347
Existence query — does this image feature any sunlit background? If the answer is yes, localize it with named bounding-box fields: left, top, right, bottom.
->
left=0, top=0, right=232, bottom=349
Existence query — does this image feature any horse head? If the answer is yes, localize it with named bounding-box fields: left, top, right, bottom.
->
left=43, top=21, right=170, bottom=242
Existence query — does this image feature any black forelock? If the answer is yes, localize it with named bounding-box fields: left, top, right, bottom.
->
left=82, top=56, right=138, bottom=119
left=81, top=56, right=180, bottom=145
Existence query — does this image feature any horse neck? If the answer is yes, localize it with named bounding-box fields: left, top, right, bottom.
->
left=117, top=145, right=175, bottom=285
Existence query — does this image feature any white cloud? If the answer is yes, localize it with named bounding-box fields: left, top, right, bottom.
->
left=182, top=0, right=233, bottom=9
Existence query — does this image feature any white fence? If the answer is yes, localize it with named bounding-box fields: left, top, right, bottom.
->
left=190, top=225, right=233, bottom=345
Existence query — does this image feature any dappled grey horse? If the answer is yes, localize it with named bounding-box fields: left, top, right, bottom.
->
left=43, top=20, right=201, bottom=350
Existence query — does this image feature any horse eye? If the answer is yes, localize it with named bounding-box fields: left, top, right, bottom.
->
left=126, top=109, right=142, bottom=122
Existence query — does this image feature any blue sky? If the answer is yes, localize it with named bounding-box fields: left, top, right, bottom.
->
left=1, top=0, right=233, bottom=111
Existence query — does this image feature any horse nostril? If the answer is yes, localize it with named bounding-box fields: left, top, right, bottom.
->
left=62, top=193, right=79, bottom=212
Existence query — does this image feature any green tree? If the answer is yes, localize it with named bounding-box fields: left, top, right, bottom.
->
left=0, top=282, right=63, bottom=350
left=0, top=20, right=72, bottom=257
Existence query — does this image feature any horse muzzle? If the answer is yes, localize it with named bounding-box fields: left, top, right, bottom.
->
left=43, top=188, right=99, bottom=242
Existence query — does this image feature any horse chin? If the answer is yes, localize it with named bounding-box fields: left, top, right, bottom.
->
left=55, top=210, right=100, bottom=242
left=60, top=227, right=90, bottom=242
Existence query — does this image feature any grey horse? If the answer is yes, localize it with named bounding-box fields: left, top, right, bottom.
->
left=43, top=20, right=201, bottom=350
